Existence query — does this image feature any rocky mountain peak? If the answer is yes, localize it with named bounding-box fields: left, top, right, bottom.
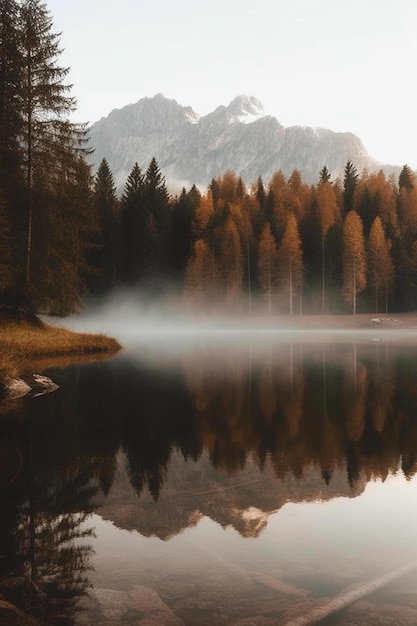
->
left=88, top=93, right=401, bottom=191
left=226, top=95, right=265, bottom=120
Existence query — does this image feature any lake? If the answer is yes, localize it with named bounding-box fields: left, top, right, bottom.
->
left=1, top=319, right=417, bottom=625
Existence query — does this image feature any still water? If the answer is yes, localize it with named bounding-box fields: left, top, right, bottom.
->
left=1, top=323, right=417, bottom=625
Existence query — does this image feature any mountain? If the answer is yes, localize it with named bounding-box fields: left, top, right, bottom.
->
left=96, top=449, right=365, bottom=541
left=88, top=93, right=400, bottom=191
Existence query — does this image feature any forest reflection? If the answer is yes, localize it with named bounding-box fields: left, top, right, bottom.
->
left=1, top=340, right=417, bottom=621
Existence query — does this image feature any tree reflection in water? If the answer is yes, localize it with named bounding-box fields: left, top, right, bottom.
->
left=1, top=340, right=417, bottom=623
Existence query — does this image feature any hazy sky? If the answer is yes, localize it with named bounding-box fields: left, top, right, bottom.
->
left=47, top=0, right=417, bottom=168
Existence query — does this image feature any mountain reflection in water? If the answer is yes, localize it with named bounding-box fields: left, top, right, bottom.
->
left=1, top=338, right=417, bottom=625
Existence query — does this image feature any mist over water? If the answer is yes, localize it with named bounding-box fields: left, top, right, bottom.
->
left=60, top=293, right=417, bottom=352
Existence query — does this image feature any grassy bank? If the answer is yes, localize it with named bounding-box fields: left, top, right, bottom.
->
left=0, top=313, right=121, bottom=382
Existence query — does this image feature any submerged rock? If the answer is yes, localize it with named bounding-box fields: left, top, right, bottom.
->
left=86, top=585, right=184, bottom=625
left=30, top=374, right=59, bottom=397
left=4, top=377, right=32, bottom=400
left=2, top=374, right=59, bottom=401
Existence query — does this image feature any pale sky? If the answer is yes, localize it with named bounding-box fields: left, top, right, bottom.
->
left=47, top=0, right=417, bottom=168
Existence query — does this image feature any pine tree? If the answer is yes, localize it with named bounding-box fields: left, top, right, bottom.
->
left=90, top=159, right=119, bottom=295
left=0, top=0, right=22, bottom=196
left=0, top=187, right=16, bottom=294
left=255, top=176, right=266, bottom=211
left=343, top=161, right=359, bottom=213
left=17, top=0, right=90, bottom=311
left=398, top=164, right=415, bottom=191
left=319, top=165, right=331, bottom=184
left=0, top=0, right=92, bottom=314
left=170, top=185, right=200, bottom=284
left=120, top=162, right=145, bottom=283
left=142, top=157, right=170, bottom=282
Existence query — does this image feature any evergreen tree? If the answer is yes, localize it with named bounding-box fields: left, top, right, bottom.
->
left=170, top=185, right=200, bottom=283
left=0, top=0, right=92, bottom=314
left=0, top=0, right=22, bottom=196
left=343, top=161, right=359, bottom=213
left=18, top=0, right=90, bottom=311
left=0, top=187, right=16, bottom=294
left=398, top=164, right=415, bottom=191
left=120, top=161, right=145, bottom=283
left=90, top=159, right=119, bottom=295
left=319, top=165, right=331, bottom=184
left=142, top=157, right=171, bottom=283
left=255, top=176, right=266, bottom=211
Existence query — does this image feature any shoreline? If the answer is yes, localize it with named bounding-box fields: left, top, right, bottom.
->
left=0, top=313, right=121, bottom=392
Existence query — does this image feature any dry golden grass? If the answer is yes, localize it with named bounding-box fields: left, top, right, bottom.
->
left=0, top=313, right=121, bottom=381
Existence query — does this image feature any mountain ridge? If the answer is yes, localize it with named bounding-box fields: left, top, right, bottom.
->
left=88, top=93, right=401, bottom=191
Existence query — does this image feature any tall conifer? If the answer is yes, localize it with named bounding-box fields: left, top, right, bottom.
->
left=0, top=0, right=92, bottom=314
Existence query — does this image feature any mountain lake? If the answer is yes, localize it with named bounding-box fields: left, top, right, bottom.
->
left=1, top=314, right=417, bottom=625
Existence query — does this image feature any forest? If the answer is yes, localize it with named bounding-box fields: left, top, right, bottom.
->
left=2, top=0, right=417, bottom=317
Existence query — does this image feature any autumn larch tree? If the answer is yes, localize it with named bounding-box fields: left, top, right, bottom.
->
left=218, top=217, right=243, bottom=311
left=284, top=170, right=311, bottom=223
left=367, top=216, right=394, bottom=313
left=183, top=238, right=218, bottom=311
left=396, top=171, right=417, bottom=310
left=315, top=180, right=341, bottom=312
left=191, top=190, right=214, bottom=240
left=257, top=222, right=278, bottom=314
left=342, top=210, right=367, bottom=314
left=277, top=214, right=304, bottom=315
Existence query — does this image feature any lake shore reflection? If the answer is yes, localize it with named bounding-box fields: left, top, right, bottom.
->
left=1, top=333, right=417, bottom=624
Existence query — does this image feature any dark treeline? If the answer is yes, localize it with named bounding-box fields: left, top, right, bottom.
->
left=2, top=1, right=417, bottom=316
left=95, top=158, right=417, bottom=314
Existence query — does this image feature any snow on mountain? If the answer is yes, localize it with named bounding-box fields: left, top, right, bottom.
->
left=87, top=93, right=400, bottom=192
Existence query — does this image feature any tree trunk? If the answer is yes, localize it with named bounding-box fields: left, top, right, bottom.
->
left=246, top=233, right=252, bottom=313
left=322, top=237, right=325, bottom=313
left=352, top=259, right=356, bottom=314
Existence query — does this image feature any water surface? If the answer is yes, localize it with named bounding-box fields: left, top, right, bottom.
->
left=1, top=323, right=417, bottom=625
